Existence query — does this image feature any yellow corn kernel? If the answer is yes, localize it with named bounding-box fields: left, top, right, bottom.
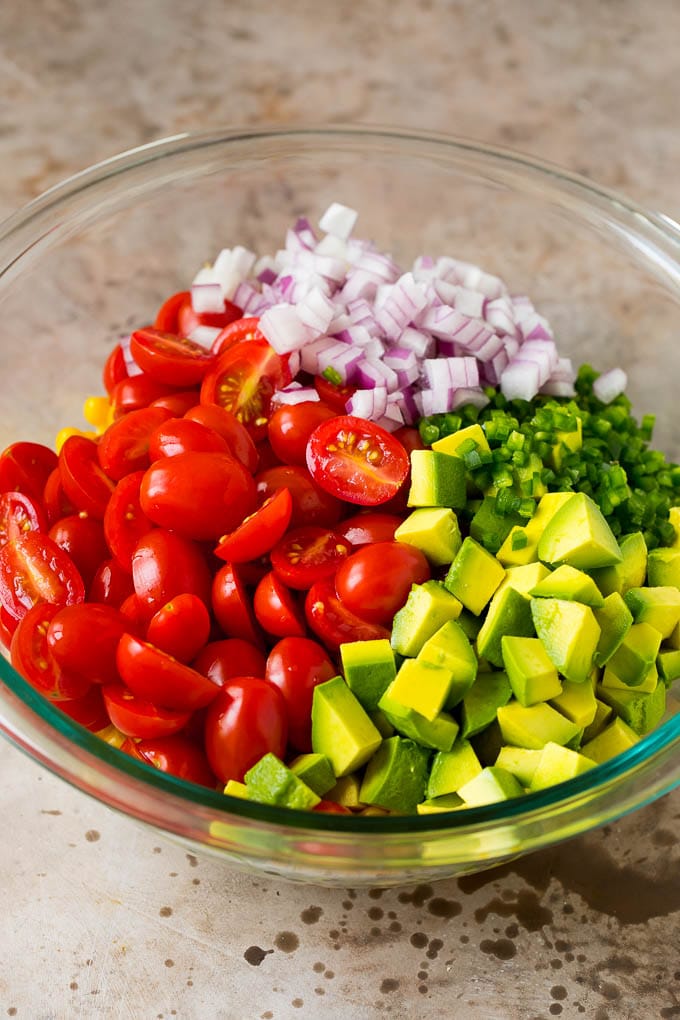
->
left=83, top=395, right=113, bottom=433
left=55, top=427, right=96, bottom=453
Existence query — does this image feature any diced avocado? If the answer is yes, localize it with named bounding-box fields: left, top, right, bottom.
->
left=457, top=766, right=524, bottom=805
left=359, top=736, right=430, bottom=813
left=537, top=492, right=622, bottom=570
left=624, top=586, right=680, bottom=641
left=289, top=753, right=336, bottom=796
left=426, top=740, right=483, bottom=798
left=224, top=779, right=249, bottom=799
left=444, top=537, right=506, bottom=615
left=496, top=701, right=582, bottom=749
left=495, top=746, right=543, bottom=787
left=602, top=662, right=659, bottom=695
left=471, top=718, right=505, bottom=766
left=607, top=621, right=663, bottom=687
left=394, top=507, right=462, bottom=566
left=646, top=547, right=680, bottom=588
left=550, top=415, right=582, bottom=471
left=460, top=671, right=513, bottom=739
left=378, top=684, right=459, bottom=751
left=387, top=658, right=453, bottom=722
left=456, top=609, right=484, bottom=642
left=432, top=422, right=491, bottom=457
left=658, top=648, right=680, bottom=686
left=369, top=708, right=395, bottom=738
left=531, top=598, right=601, bottom=684
left=476, top=585, right=535, bottom=668
left=529, top=565, right=605, bottom=608
left=581, top=698, right=613, bottom=744
left=469, top=496, right=524, bottom=555
left=597, top=677, right=666, bottom=735
left=408, top=449, right=466, bottom=509
left=496, top=492, right=574, bottom=566
left=244, top=753, right=321, bottom=810
left=501, top=635, right=562, bottom=707
left=581, top=716, right=640, bottom=763
left=417, top=793, right=465, bottom=814
left=669, top=620, right=680, bottom=651
left=325, top=773, right=363, bottom=808
left=593, top=592, right=633, bottom=666
left=550, top=678, right=598, bottom=728
left=590, top=532, right=648, bottom=597
left=499, top=562, right=552, bottom=596
left=311, top=676, right=382, bottom=777
left=669, top=506, right=680, bottom=548
left=391, top=581, right=463, bottom=657
left=528, top=742, right=596, bottom=791
left=340, top=638, right=397, bottom=711
left=417, top=620, right=478, bottom=709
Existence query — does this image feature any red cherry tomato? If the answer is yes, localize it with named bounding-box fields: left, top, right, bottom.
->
left=314, top=800, right=352, bottom=814
left=204, top=676, right=288, bottom=783
left=253, top=439, right=283, bottom=473
left=267, top=401, right=337, bottom=466
left=177, top=296, right=243, bottom=338
left=127, top=734, right=218, bottom=787
left=334, top=541, right=430, bottom=625
left=270, top=526, right=353, bottom=590
left=89, top=557, right=135, bottom=607
left=307, top=415, right=410, bottom=507
left=0, top=442, right=58, bottom=503
left=129, top=328, right=217, bottom=387
left=313, top=376, right=357, bottom=413
left=192, top=638, right=266, bottom=687
left=48, top=513, right=109, bottom=588
left=111, top=374, right=179, bottom=417
left=337, top=511, right=403, bottom=546
left=255, top=465, right=343, bottom=530
left=146, top=593, right=211, bottom=664
left=132, top=529, right=211, bottom=612
left=200, top=339, right=291, bottom=442
left=10, top=603, right=92, bottom=701
left=211, top=562, right=263, bottom=647
left=103, top=344, right=128, bottom=395
left=304, top=579, right=390, bottom=652
left=154, top=290, right=191, bottom=333
left=119, top=592, right=156, bottom=630
left=393, top=426, right=426, bottom=454
left=148, top=417, right=230, bottom=460
left=184, top=404, right=259, bottom=474
left=265, top=636, right=336, bottom=753
left=102, top=683, right=191, bottom=739
left=209, top=316, right=264, bottom=356
left=253, top=572, right=306, bottom=639
left=58, top=436, right=115, bottom=519
left=117, top=633, right=221, bottom=712
left=140, top=452, right=257, bottom=541
left=57, top=685, right=110, bottom=732
left=0, top=533, right=85, bottom=623
left=0, top=491, right=46, bottom=548
left=43, top=467, right=76, bottom=526
left=0, top=605, right=17, bottom=646
left=97, top=405, right=172, bottom=481
left=103, top=471, right=152, bottom=571
left=214, top=488, right=292, bottom=563
left=149, top=389, right=201, bottom=416
left=46, top=603, right=127, bottom=685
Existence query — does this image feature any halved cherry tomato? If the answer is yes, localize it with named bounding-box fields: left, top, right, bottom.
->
left=314, top=800, right=352, bottom=814
left=313, top=376, right=357, bottom=414
left=393, top=426, right=426, bottom=454
left=214, top=488, right=292, bottom=563
left=192, top=638, right=266, bottom=687
left=129, top=328, right=217, bottom=387
left=57, top=685, right=110, bottom=732
left=200, top=339, right=291, bottom=442
left=255, top=465, right=343, bottom=530
left=177, top=296, right=243, bottom=338
left=337, top=511, right=403, bottom=546
left=43, top=467, right=76, bottom=526
left=211, top=562, right=263, bottom=648
left=210, top=316, right=263, bottom=356
left=147, top=417, right=230, bottom=461
left=132, top=529, right=211, bottom=612
left=334, top=541, right=430, bottom=625
left=307, top=415, right=409, bottom=507
left=117, top=633, right=221, bottom=712
left=204, top=676, right=288, bottom=783
left=47, top=603, right=127, bottom=685
left=0, top=491, right=46, bottom=548
left=11, top=603, right=92, bottom=701
left=304, top=579, right=390, bottom=651
left=270, top=526, right=352, bottom=590
left=119, top=592, right=156, bottom=630
left=89, top=557, right=135, bottom=607
left=0, top=605, right=17, bottom=645
left=58, top=435, right=115, bottom=519
left=154, top=290, right=191, bottom=333
left=0, top=442, right=58, bottom=503
left=111, top=374, right=179, bottom=417
left=103, top=471, right=152, bottom=571
left=97, top=405, right=172, bottom=480
left=127, top=734, right=218, bottom=787
left=140, top=452, right=257, bottom=541
left=253, top=572, right=306, bottom=639
left=49, top=513, right=110, bottom=588
left=184, top=404, right=259, bottom=473
left=0, top=533, right=85, bottom=623
left=146, top=593, right=211, bottom=664
left=103, top=344, right=128, bottom=395
left=102, top=682, right=191, bottom=739
left=150, top=389, right=201, bottom=416
left=267, top=401, right=337, bottom=467
left=265, top=637, right=336, bottom=752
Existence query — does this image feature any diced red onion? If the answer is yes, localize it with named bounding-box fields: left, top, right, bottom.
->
left=500, top=360, right=542, bottom=401
left=384, top=347, right=419, bottom=387
left=376, top=273, right=429, bottom=341
left=316, top=342, right=364, bottom=384
left=272, top=384, right=321, bottom=407
left=259, top=304, right=315, bottom=355
left=188, top=325, right=221, bottom=350
left=296, top=286, right=335, bottom=337
left=319, top=202, right=358, bottom=241
left=398, top=327, right=436, bottom=358
left=593, top=367, right=628, bottom=404
left=191, top=282, right=225, bottom=315
left=450, top=387, right=490, bottom=411
left=346, top=386, right=388, bottom=420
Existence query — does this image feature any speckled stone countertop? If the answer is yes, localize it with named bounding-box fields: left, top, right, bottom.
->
left=1, top=2, right=680, bottom=1018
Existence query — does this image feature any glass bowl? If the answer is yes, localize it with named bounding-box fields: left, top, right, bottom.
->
left=1, top=126, right=679, bottom=887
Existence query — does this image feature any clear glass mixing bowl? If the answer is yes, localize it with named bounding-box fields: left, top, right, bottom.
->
left=0, top=126, right=679, bottom=886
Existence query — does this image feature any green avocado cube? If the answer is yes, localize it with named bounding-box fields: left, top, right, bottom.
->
left=244, top=753, right=321, bottom=810
left=624, top=586, right=680, bottom=640
left=494, top=746, right=543, bottom=787
left=550, top=678, right=598, bottom=728
left=531, top=598, right=601, bottom=684
left=529, top=564, right=605, bottom=608
left=469, top=496, right=524, bottom=555
left=325, top=773, right=363, bottom=808
left=378, top=685, right=459, bottom=751
left=407, top=449, right=466, bottom=509
left=537, top=492, right=622, bottom=570
left=289, top=753, right=336, bottom=796
left=581, top=698, right=613, bottom=744
left=369, top=708, right=395, bottom=738
left=311, top=676, right=382, bottom=777
left=388, top=658, right=453, bottom=722
left=597, top=677, right=666, bottom=735
left=444, top=537, right=506, bottom=615
left=417, top=620, right=478, bottom=708
left=607, top=621, right=663, bottom=687
left=457, top=766, right=524, bottom=806
left=391, top=581, right=463, bottom=657
left=658, top=648, right=680, bottom=686
left=669, top=621, right=680, bottom=651
left=476, top=585, right=535, bottom=668
left=432, top=422, right=491, bottom=457
left=416, top=793, right=465, bottom=814
left=426, top=740, right=483, bottom=798
left=528, top=742, right=596, bottom=791
left=359, top=736, right=430, bottom=813
left=496, top=492, right=574, bottom=567
left=501, top=635, right=562, bottom=707
left=499, top=562, right=552, bottom=596
left=394, top=507, right=462, bottom=566
left=593, top=592, right=633, bottom=666
left=590, top=531, right=648, bottom=597
left=602, top=662, right=659, bottom=695
left=581, top=716, right=640, bottom=763
left=460, top=671, right=513, bottom=739
left=646, top=547, right=680, bottom=588
left=340, top=638, right=397, bottom=711
left=224, top=779, right=249, bottom=800
left=497, top=701, right=582, bottom=749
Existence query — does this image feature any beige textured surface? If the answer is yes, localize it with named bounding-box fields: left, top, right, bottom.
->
left=1, top=1, right=680, bottom=1018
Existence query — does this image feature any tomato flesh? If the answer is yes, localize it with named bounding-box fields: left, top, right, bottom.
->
left=304, top=579, right=390, bottom=652
left=334, top=541, right=430, bottom=625
left=129, top=328, right=217, bottom=387
left=306, top=415, right=409, bottom=506
left=0, top=491, right=46, bottom=548
left=265, top=637, right=336, bottom=753
left=253, top=571, right=306, bottom=639
left=11, top=603, right=92, bottom=701
left=0, top=532, right=85, bottom=623
left=200, top=339, right=290, bottom=442
left=117, top=633, right=221, bottom=712
left=146, top=593, right=211, bottom=664
left=214, top=488, right=292, bottom=563
left=102, top=683, right=191, bottom=739
left=270, top=526, right=352, bottom=590
left=267, top=401, right=337, bottom=467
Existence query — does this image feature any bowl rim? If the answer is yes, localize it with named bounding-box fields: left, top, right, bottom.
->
left=0, top=123, right=679, bottom=841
